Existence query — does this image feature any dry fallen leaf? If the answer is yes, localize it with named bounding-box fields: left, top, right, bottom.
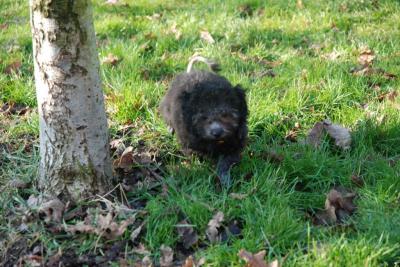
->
left=238, top=4, right=253, bottom=17
left=382, top=71, right=397, bottom=80
left=130, top=223, right=144, bottom=242
left=351, top=174, right=364, bottom=187
left=206, top=211, right=224, bottom=243
left=146, top=13, right=162, bottom=20
left=46, top=250, right=62, bottom=267
left=322, top=51, right=341, bottom=61
left=40, top=199, right=65, bottom=223
left=170, top=22, right=182, bottom=40
left=9, top=178, right=29, bottom=189
left=27, top=194, right=39, bottom=208
left=4, top=60, right=22, bottom=75
left=0, top=23, right=8, bottom=30
left=350, top=65, right=397, bottom=80
left=17, top=254, right=43, bottom=267
left=177, top=219, right=199, bottom=249
left=285, top=129, right=298, bottom=142
left=181, top=256, right=205, bottom=267
left=160, top=245, right=173, bottom=267
left=254, top=69, right=276, bottom=78
left=323, top=120, right=351, bottom=150
left=102, top=53, right=120, bottom=65
left=257, top=59, right=282, bottom=68
left=0, top=102, right=29, bottom=116
left=313, top=187, right=356, bottom=225
left=181, top=256, right=195, bottom=267
left=141, top=255, right=153, bottom=267
left=358, top=48, right=375, bottom=66
left=67, top=222, right=97, bottom=235
left=328, top=187, right=356, bottom=213
left=378, top=90, right=398, bottom=102
left=200, top=30, right=215, bottom=44
left=387, top=90, right=398, bottom=101
left=238, top=249, right=279, bottom=267
left=350, top=64, right=374, bottom=76
left=133, top=243, right=151, bottom=255
left=306, top=122, right=324, bottom=148
left=97, top=213, right=135, bottom=239
left=66, top=212, right=135, bottom=239
left=114, top=146, right=134, bottom=169
left=110, top=138, right=126, bottom=155
left=310, top=43, right=324, bottom=53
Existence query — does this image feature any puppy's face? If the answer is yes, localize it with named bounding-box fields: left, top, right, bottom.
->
left=192, top=108, right=240, bottom=141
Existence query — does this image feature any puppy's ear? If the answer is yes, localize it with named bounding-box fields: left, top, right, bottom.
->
left=233, top=84, right=248, bottom=117
left=233, top=84, right=246, bottom=99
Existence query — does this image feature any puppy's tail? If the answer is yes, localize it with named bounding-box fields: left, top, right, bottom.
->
left=187, top=56, right=221, bottom=73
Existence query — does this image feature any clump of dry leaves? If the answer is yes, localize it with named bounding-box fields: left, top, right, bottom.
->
left=66, top=211, right=136, bottom=239
left=0, top=102, right=30, bottom=116
left=169, top=22, right=182, bottom=40
left=206, top=211, right=224, bottom=243
left=200, top=30, right=215, bottom=44
left=4, top=60, right=22, bottom=74
left=350, top=47, right=397, bottom=79
left=102, top=53, right=120, bottom=66
left=238, top=249, right=280, bottom=267
left=177, top=219, right=199, bottom=249
left=313, top=187, right=357, bottom=225
left=306, top=120, right=351, bottom=150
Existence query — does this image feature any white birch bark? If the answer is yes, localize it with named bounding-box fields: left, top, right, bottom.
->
left=30, top=0, right=112, bottom=201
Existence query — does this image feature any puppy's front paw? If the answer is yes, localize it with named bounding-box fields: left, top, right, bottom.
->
left=217, top=169, right=232, bottom=189
left=216, top=153, right=240, bottom=189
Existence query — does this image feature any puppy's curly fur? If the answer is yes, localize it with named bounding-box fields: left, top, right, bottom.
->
left=160, top=58, right=248, bottom=187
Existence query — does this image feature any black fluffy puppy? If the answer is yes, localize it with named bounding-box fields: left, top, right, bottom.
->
left=159, top=56, right=248, bottom=187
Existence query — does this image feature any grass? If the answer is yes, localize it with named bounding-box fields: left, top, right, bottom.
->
left=1, top=0, right=400, bottom=266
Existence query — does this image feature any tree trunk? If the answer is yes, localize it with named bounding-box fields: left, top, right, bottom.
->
left=30, top=0, right=112, bottom=201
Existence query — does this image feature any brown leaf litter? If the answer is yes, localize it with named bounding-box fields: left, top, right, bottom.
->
left=238, top=4, right=254, bottom=17
left=306, top=122, right=324, bottom=148
left=102, top=53, right=120, bottom=66
left=350, top=174, right=364, bottom=187
left=181, top=255, right=206, bottom=267
left=160, top=245, right=174, bottom=267
left=177, top=219, right=199, bottom=249
left=285, top=122, right=301, bottom=142
left=306, top=120, right=351, bottom=150
left=39, top=199, right=65, bottom=223
left=66, top=211, right=136, bottom=239
left=0, top=102, right=30, bottom=116
left=313, top=187, right=357, bottom=226
left=200, top=30, right=215, bottom=44
left=350, top=48, right=397, bottom=79
left=238, top=249, right=279, bottom=267
left=169, top=22, right=182, bottom=40
left=357, top=48, right=375, bottom=66
left=4, top=60, right=22, bottom=74
left=205, top=211, right=224, bottom=243
left=113, top=145, right=157, bottom=170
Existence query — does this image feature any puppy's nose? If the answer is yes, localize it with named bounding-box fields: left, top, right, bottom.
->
left=211, top=127, right=224, bottom=138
